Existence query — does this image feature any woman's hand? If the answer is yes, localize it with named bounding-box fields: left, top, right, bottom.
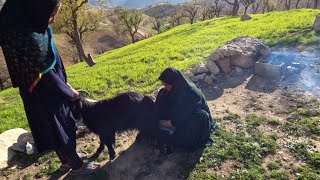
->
left=70, top=87, right=80, bottom=101
left=159, top=120, right=173, bottom=128
left=67, top=83, right=80, bottom=101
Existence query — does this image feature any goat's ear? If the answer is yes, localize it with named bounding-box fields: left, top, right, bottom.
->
left=78, top=100, right=83, bottom=109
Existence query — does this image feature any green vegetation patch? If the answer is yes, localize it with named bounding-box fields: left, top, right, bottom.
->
left=283, top=107, right=320, bottom=137
left=188, top=126, right=277, bottom=179
left=287, top=141, right=320, bottom=179
left=269, top=169, right=290, bottom=180
left=1, top=9, right=320, bottom=133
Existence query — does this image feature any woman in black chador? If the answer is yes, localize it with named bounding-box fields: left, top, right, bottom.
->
left=0, top=0, right=98, bottom=175
left=155, top=67, right=217, bottom=152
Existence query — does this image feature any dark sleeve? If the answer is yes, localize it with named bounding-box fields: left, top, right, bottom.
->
left=171, top=92, right=200, bottom=127
left=40, top=70, right=74, bottom=100
left=155, top=88, right=173, bottom=120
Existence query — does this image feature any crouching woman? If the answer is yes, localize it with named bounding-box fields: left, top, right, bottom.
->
left=155, top=67, right=217, bottom=152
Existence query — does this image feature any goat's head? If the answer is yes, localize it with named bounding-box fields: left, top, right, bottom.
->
left=70, top=97, right=97, bottom=122
left=70, top=98, right=84, bottom=122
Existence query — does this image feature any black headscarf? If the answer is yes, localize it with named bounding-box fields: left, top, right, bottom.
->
left=0, top=0, right=60, bottom=33
left=0, top=0, right=61, bottom=92
left=158, top=67, right=202, bottom=93
left=158, top=67, right=209, bottom=117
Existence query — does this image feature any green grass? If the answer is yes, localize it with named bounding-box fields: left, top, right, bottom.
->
left=1, top=9, right=320, bottom=133
left=267, top=161, right=281, bottom=171
left=188, top=126, right=277, bottom=179
left=283, top=106, right=320, bottom=137
left=288, top=141, right=320, bottom=179
left=269, top=169, right=290, bottom=180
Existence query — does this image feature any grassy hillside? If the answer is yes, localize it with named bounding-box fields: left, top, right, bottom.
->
left=0, top=9, right=319, bottom=133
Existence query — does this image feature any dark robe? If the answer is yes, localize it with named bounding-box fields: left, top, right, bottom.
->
left=156, top=67, right=217, bottom=149
left=19, top=51, right=77, bottom=152
left=0, top=0, right=79, bottom=153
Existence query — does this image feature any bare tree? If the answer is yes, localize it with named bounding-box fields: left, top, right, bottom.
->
left=152, top=18, right=162, bottom=34
left=109, top=15, right=129, bottom=46
left=208, top=0, right=224, bottom=18
left=223, top=0, right=240, bottom=16
left=118, top=9, right=143, bottom=44
left=183, top=0, right=200, bottom=24
left=199, top=0, right=210, bottom=21
left=168, top=6, right=184, bottom=27
left=295, top=0, right=302, bottom=8
left=307, top=0, right=313, bottom=8
left=252, top=0, right=263, bottom=14
left=54, top=0, right=104, bottom=66
left=283, top=0, right=291, bottom=10
left=240, top=0, right=255, bottom=13
left=262, top=0, right=277, bottom=13
left=314, top=0, right=320, bottom=8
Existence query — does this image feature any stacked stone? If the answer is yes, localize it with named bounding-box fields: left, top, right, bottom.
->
left=186, top=36, right=270, bottom=85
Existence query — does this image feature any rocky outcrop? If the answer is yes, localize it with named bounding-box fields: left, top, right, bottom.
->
left=186, top=36, right=270, bottom=85
left=241, top=13, right=252, bottom=21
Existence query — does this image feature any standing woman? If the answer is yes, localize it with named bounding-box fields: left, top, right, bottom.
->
left=155, top=67, right=217, bottom=152
left=0, top=0, right=98, bottom=175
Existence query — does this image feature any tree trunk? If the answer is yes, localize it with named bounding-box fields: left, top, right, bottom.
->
left=252, top=2, right=255, bottom=14
left=307, top=0, right=312, bottom=8
left=314, top=0, right=319, bottom=8
left=190, top=16, right=195, bottom=24
left=232, top=0, right=240, bottom=16
left=130, top=32, right=135, bottom=44
left=0, top=81, right=3, bottom=91
left=71, top=12, right=95, bottom=67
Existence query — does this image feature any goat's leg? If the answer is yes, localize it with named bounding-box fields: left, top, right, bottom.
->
left=106, top=132, right=116, bottom=160
left=90, top=132, right=106, bottom=160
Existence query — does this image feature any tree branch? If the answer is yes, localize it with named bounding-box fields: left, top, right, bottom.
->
left=223, top=0, right=235, bottom=5
left=73, top=0, right=88, bottom=13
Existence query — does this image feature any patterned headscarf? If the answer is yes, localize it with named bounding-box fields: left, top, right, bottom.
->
left=0, top=0, right=60, bottom=92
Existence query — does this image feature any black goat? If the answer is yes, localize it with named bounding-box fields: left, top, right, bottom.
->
left=71, top=92, right=159, bottom=159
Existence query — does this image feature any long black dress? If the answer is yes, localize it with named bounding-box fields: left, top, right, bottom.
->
left=0, top=0, right=82, bottom=169
left=19, top=51, right=77, bottom=153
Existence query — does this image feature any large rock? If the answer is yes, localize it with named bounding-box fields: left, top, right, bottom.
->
left=208, top=36, right=270, bottom=69
left=206, top=60, right=220, bottom=75
left=191, top=62, right=209, bottom=75
left=216, top=57, right=231, bottom=73
left=208, top=51, right=222, bottom=62
left=190, top=73, right=206, bottom=82
left=241, top=13, right=252, bottom=21
left=313, top=14, right=320, bottom=33
left=204, top=74, right=216, bottom=85
left=0, top=128, right=28, bottom=168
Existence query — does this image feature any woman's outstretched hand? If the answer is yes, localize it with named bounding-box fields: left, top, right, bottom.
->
left=159, top=120, right=173, bottom=128
left=67, top=83, right=80, bottom=101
